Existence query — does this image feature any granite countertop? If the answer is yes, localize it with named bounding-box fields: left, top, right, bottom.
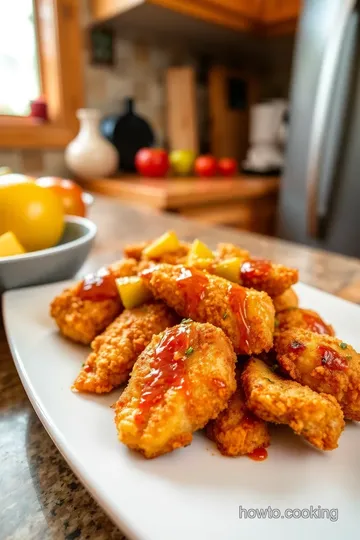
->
left=1, top=195, right=360, bottom=540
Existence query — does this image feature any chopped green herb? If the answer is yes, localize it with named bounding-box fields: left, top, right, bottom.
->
left=270, top=363, right=279, bottom=372
left=346, top=354, right=352, bottom=360
left=222, top=312, right=228, bottom=320
left=340, top=342, right=348, bottom=350
left=185, top=346, right=194, bottom=357
left=274, top=319, right=279, bottom=328
left=264, top=377, right=274, bottom=383
left=82, top=363, right=85, bottom=367
left=181, top=318, right=192, bottom=324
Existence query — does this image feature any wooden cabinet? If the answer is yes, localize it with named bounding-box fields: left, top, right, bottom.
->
left=89, top=0, right=302, bottom=35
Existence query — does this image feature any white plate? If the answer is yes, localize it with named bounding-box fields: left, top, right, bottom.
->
left=3, top=281, right=360, bottom=540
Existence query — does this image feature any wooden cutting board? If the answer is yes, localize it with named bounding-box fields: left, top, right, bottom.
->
left=166, top=67, right=199, bottom=153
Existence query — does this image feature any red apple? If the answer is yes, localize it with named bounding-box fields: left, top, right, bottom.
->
left=194, top=155, right=217, bottom=177
left=135, top=148, right=169, bottom=177
left=217, top=158, right=238, bottom=176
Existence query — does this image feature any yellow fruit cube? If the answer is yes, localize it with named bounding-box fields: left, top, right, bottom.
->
left=143, top=230, right=180, bottom=258
left=0, top=231, right=26, bottom=257
left=188, top=239, right=214, bottom=261
left=116, top=276, right=152, bottom=309
left=214, top=257, right=242, bottom=283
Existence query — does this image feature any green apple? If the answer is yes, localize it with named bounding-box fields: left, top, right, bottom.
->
left=169, top=150, right=196, bottom=176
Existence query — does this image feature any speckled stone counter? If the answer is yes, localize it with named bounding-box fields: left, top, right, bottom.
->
left=1, top=196, right=360, bottom=540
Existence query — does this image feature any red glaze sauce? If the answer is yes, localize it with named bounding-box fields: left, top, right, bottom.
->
left=176, top=267, right=208, bottom=319
left=318, top=345, right=348, bottom=371
left=77, top=267, right=118, bottom=301
left=248, top=447, right=268, bottom=461
left=288, top=340, right=306, bottom=353
left=240, top=259, right=272, bottom=284
left=135, top=325, right=190, bottom=425
left=302, top=312, right=331, bottom=335
left=228, top=284, right=250, bottom=353
left=83, top=364, right=92, bottom=373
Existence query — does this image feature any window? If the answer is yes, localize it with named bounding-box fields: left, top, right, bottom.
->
left=0, top=0, right=84, bottom=148
left=0, top=0, right=41, bottom=116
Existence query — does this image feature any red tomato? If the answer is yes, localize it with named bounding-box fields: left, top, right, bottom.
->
left=217, top=158, right=238, bottom=176
left=135, top=148, right=169, bottom=177
left=36, top=177, right=86, bottom=217
left=194, top=155, right=217, bottom=177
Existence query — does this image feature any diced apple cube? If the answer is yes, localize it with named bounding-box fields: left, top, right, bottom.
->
left=143, top=230, right=180, bottom=258
left=116, top=276, right=152, bottom=309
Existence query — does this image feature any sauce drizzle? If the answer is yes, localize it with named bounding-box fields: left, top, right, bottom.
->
left=176, top=267, right=208, bottom=319
left=302, top=312, right=331, bottom=335
left=318, top=345, right=348, bottom=371
left=228, top=284, right=250, bottom=353
left=77, top=267, right=118, bottom=301
left=248, top=447, right=268, bottom=461
left=135, top=325, right=190, bottom=425
left=240, top=259, right=272, bottom=285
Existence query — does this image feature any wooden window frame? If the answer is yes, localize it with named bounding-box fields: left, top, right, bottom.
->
left=0, top=0, right=84, bottom=148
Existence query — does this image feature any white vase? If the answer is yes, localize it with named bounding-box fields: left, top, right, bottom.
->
left=65, top=109, right=118, bottom=179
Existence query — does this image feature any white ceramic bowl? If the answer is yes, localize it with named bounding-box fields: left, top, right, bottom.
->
left=0, top=216, right=97, bottom=292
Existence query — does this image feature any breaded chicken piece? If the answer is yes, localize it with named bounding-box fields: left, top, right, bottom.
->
left=50, top=258, right=138, bottom=345
left=206, top=372, right=270, bottom=456
left=239, top=259, right=299, bottom=297
left=73, top=302, right=178, bottom=394
left=276, top=308, right=334, bottom=336
left=275, top=329, right=360, bottom=420
left=124, top=240, right=189, bottom=264
left=241, top=357, right=344, bottom=451
left=141, top=264, right=275, bottom=355
left=272, top=287, right=299, bottom=312
left=115, top=321, right=236, bottom=458
left=215, top=242, right=250, bottom=261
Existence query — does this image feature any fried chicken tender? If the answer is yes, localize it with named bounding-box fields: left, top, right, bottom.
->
left=124, top=240, right=189, bottom=264
left=215, top=242, right=250, bottom=261
left=115, top=321, right=237, bottom=458
left=241, top=357, right=344, bottom=451
left=275, top=329, right=360, bottom=420
left=272, top=287, right=299, bottom=312
left=141, top=264, right=275, bottom=355
left=239, top=259, right=299, bottom=297
left=206, top=372, right=270, bottom=456
left=73, top=302, right=178, bottom=394
left=50, top=258, right=138, bottom=345
left=276, top=308, right=334, bottom=336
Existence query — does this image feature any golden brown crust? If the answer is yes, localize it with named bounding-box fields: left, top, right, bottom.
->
left=206, top=374, right=270, bottom=456
left=241, top=357, right=344, bottom=451
left=276, top=308, right=334, bottom=336
left=272, top=288, right=299, bottom=313
left=73, top=302, right=179, bottom=394
left=275, top=329, right=360, bottom=420
left=114, top=321, right=236, bottom=458
left=215, top=242, right=250, bottom=261
left=50, top=258, right=138, bottom=344
left=240, top=261, right=299, bottom=297
left=141, top=264, right=275, bottom=355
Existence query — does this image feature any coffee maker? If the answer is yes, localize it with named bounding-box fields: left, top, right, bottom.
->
left=242, top=99, right=288, bottom=175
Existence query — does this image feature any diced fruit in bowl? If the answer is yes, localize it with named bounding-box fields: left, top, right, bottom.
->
left=217, top=158, right=238, bottom=176
left=0, top=232, right=25, bottom=257
left=194, top=155, right=217, bottom=177
left=116, top=276, right=153, bottom=309
left=36, top=177, right=86, bottom=217
left=169, top=150, right=196, bottom=176
left=214, top=257, right=242, bottom=283
left=0, top=182, right=65, bottom=252
left=143, top=230, right=180, bottom=258
left=135, top=148, right=169, bottom=177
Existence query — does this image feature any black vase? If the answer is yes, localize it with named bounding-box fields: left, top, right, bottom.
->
left=101, top=98, right=155, bottom=172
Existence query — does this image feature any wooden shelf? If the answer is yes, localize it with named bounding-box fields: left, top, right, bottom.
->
left=79, top=174, right=280, bottom=210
